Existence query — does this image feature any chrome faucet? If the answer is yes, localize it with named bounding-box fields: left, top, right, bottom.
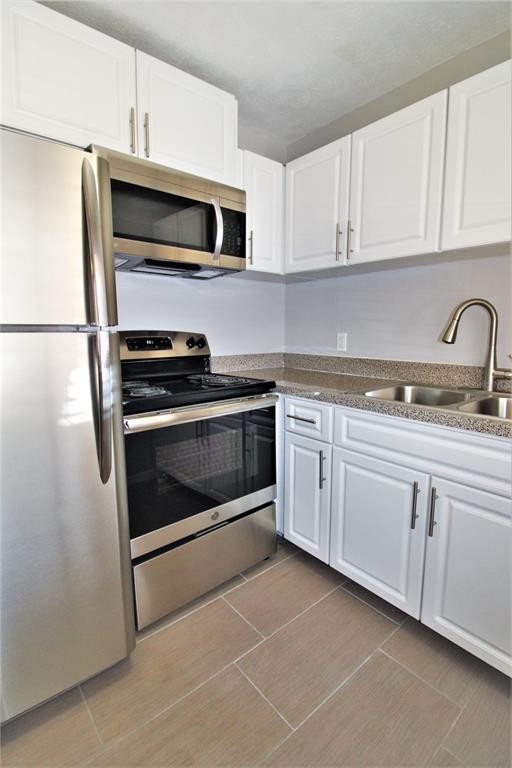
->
left=441, top=298, right=512, bottom=392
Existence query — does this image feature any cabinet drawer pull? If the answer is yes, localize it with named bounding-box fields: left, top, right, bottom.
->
left=410, top=481, right=420, bottom=529
left=286, top=414, right=316, bottom=424
left=143, top=112, right=150, bottom=158
left=347, top=220, right=354, bottom=259
left=428, top=487, right=439, bottom=537
left=129, top=107, right=136, bottom=153
left=319, top=450, right=326, bottom=489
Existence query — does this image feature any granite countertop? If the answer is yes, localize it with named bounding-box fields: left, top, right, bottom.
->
left=231, top=366, right=512, bottom=439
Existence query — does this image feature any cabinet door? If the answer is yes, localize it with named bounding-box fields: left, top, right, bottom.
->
left=422, top=478, right=511, bottom=675
left=330, top=448, right=429, bottom=618
left=284, top=433, right=331, bottom=562
left=243, top=151, right=284, bottom=274
left=285, top=137, right=351, bottom=272
left=442, top=62, right=511, bottom=250
left=348, top=91, right=447, bottom=264
left=136, top=51, right=238, bottom=185
left=1, top=2, right=136, bottom=153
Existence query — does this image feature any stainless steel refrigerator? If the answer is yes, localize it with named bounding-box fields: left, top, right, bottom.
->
left=0, top=128, right=135, bottom=722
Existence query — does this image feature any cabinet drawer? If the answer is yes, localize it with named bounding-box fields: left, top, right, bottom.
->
left=334, top=407, right=511, bottom=497
left=285, top=398, right=333, bottom=442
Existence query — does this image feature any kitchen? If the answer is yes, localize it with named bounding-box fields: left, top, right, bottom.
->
left=0, top=1, right=510, bottom=766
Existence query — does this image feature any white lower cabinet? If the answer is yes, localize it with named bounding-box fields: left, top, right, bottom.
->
left=330, top=448, right=429, bottom=618
left=421, top=478, right=511, bottom=676
left=284, top=432, right=331, bottom=562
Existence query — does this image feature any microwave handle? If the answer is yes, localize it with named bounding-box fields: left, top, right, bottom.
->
left=211, top=198, right=224, bottom=261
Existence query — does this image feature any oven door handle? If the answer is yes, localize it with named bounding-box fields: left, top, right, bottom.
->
left=123, top=394, right=278, bottom=434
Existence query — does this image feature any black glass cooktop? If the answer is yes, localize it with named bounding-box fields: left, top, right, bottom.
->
left=121, top=372, right=276, bottom=414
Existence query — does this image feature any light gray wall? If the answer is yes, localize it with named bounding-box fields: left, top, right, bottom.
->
left=115, top=271, right=285, bottom=356
left=287, top=31, right=511, bottom=161
left=285, top=252, right=511, bottom=365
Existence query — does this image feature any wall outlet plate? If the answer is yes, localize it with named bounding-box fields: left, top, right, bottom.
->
left=337, top=332, right=348, bottom=352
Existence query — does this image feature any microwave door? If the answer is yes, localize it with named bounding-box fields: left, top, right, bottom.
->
left=0, top=128, right=117, bottom=328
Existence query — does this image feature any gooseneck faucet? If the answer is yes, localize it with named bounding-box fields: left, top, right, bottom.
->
left=441, top=298, right=512, bottom=392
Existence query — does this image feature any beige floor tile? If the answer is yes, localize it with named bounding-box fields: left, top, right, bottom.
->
left=136, top=574, right=245, bottom=641
left=225, top=553, right=343, bottom=636
left=428, top=748, right=465, bottom=767
left=264, top=651, right=460, bottom=767
left=1, top=688, right=101, bottom=768
left=342, top=578, right=409, bottom=623
left=239, top=588, right=395, bottom=726
left=82, top=599, right=260, bottom=743
left=241, top=538, right=298, bottom=579
left=444, top=665, right=511, bottom=767
left=382, top=621, right=488, bottom=706
left=91, top=666, right=290, bottom=767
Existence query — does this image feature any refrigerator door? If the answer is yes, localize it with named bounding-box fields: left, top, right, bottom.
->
left=0, top=331, right=134, bottom=722
left=0, top=128, right=117, bottom=327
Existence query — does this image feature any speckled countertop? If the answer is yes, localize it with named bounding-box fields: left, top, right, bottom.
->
left=229, top=366, right=512, bottom=439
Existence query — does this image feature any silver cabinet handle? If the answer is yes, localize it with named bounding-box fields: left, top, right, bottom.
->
left=82, top=157, right=117, bottom=327
left=89, top=332, right=112, bottom=484
left=347, top=220, right=354, bottom=260
left=248, top=230, right=254, bottom=265
left=335, top=223, right=342, bottom=261
left=428, top=487, right=439, bottom=537
left=410, top=481, right=420, bottom=529
left=129, top=107, right=136, bottom=154
left=318, top=450, right=326, bottom=490
left=211, top=198, right=224, bottom=261
left=143, top=112, right=150, bottom=157
left=286, top=414, right=315, bottom=424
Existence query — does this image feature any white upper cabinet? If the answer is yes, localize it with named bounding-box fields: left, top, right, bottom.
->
left=348, top=91, right=447, bottom=264
left=285, top=137, right=351, bottom=272
left=136, top=51, right=238, bottom=185
left=1, top=2, right=136, bottom=153
left=421, top=478, right=511, bottom=676
left=442, top=62, right=512, bottom=250
left=243, top=151, right=284, bottom=274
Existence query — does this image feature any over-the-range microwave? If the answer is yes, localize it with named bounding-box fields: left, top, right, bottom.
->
left=91, top=146, right=246, bottom=279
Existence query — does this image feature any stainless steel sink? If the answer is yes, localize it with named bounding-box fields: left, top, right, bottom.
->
left=456, top=396, right=512, bottom=419
left=363, top=385, right=472, bottom=407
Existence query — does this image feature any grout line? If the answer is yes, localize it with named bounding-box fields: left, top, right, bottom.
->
left=221, top=596, right=266, bottom=639
left=79, top=685, right=104, bottom=747
left=241, top=551, right=297, bottom=581
left=378, top=648, right=465, bottom=710
left=235, top=663, right=295, bottom=732
left=339, top=583, right=405, bottom=625
left=257, top=652, right=377, bottom=766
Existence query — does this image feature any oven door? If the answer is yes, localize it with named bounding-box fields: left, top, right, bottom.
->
left=124, top=396, right=277, bottom=558
left=111, top=178, right=245, bottom=272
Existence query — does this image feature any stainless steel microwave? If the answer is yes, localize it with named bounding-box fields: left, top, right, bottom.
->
left=90, top=146, right=246, bottom=279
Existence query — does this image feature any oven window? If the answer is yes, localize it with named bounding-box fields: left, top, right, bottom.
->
left=111, top=179, right=215, bottom=252
left=124, top=406, right=276, bottom=540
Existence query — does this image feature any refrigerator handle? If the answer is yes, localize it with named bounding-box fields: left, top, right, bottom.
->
left=82, top=157, right=118, bottom=327
left=89, top=332, right=113, bottom=484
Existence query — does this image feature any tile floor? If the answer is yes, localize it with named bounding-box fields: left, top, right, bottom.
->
left=2, top=539, right=510, bottom=768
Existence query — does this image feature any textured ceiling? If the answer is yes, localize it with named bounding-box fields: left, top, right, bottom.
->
left=44, top=1, right=510, bottom=161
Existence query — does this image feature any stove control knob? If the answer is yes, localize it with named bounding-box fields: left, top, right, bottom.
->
left=186, top=336, right=196, bottom=349
left=196, top=337, right=207, bottom=349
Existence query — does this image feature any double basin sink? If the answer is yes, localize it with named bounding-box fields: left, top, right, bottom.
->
left=361, top=385, right=512, bottom=420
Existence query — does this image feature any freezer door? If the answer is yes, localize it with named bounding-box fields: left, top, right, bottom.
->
left=0, top=332, right=134, bottom=722
left=0, top=128, right=117, bottom=327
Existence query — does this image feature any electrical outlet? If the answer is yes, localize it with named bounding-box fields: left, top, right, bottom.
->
left=337, top=332, right=348, bottom=352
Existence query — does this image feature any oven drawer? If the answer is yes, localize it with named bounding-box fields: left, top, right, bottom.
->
left=133, top=504, right=276, bottom=629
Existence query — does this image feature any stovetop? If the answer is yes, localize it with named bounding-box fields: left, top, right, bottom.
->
left=119, top=330, right=275, bottom=414
left=121, top=371, right=276, bottom=415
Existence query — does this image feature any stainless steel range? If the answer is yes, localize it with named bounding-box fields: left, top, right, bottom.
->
left=120, top=330, right=277, bottom=629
